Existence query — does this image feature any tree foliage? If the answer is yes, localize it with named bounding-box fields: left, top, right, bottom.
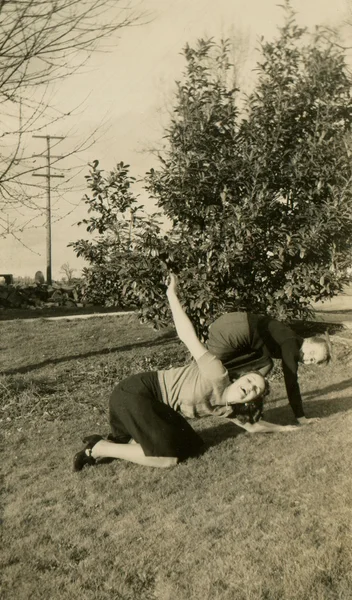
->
left=72, top=4, right=352, bottom=335
left=69, top=161, right=173, bottom=326
left=237, top=5, right=352, bottom=316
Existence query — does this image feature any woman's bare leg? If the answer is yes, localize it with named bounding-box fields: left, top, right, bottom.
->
left=91, top=440, right=178, bottom=468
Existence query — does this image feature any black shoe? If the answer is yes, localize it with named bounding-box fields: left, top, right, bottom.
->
left=82, top=434, right=104, bottom=446
left=73, top=434, right=103, bottom=472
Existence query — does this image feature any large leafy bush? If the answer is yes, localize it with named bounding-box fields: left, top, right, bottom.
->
left=72, top=6, right=352, bottom=336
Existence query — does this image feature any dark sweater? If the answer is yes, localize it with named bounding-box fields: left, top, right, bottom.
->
left=207, top=312, right=304, bottom=419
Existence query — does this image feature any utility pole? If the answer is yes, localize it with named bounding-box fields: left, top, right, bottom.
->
left=32, top=135, right=65, bottom=285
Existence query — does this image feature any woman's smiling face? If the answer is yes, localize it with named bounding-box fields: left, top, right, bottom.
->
left=225, top=372, right=266, bottom=404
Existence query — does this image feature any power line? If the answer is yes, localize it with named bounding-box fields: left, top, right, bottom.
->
left=32, top=135, right=65, bottom=285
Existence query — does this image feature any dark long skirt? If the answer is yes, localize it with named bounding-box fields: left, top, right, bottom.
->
left=109, top=371, right=204, bottom=461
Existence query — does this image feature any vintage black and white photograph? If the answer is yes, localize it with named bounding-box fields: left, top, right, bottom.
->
left=1, top=1, right=352, bottom=598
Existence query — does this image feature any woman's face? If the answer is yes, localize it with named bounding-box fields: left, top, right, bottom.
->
left=226, top=372, right=266, bottom=404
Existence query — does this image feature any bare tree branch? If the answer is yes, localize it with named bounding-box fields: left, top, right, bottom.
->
left=0, top=0, right=147, bottom=239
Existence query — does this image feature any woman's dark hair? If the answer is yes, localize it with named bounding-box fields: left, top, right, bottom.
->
left=230, top=397, right=264, bottom=424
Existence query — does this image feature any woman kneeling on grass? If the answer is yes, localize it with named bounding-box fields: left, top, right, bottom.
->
left=74, top=273, right=298, bottom=471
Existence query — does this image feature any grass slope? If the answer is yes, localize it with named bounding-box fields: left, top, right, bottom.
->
left=1, top=315, right=352, bottom=600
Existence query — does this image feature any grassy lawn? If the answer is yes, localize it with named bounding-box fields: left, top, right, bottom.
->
left=1, top=314, right=352, bottom=600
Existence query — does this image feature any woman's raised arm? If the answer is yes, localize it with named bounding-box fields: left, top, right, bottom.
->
left=166, top=273, right=207, bottom=362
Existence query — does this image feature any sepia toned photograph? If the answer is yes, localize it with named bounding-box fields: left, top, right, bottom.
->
left=1, top=1, right=352, bottom=598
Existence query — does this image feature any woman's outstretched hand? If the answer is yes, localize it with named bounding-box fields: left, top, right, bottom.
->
left=166, top=272, right=178, bottom=295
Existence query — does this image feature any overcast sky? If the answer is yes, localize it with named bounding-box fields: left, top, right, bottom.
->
left=0, top=0, right=349, bottom=279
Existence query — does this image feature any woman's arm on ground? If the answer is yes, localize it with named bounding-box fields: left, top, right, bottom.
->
left=166, top=273, right=207, bottom=361
left=295, top=416, right=320, bottom=425
left=228, top=418, right=299, bottom=433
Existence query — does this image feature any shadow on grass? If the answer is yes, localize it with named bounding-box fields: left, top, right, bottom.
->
left=273, top=376, right=352, bottom=405
left=197, top=421, right=244, bottom=450
left=2, top=330, right=178, bottom=376
left=265, top=394, right=352, bottom=421
left=198, top=390, right=352, bottom=452
left=302, top=376, right=352, bottom=400
left=197, top=405, right=300, bottom=450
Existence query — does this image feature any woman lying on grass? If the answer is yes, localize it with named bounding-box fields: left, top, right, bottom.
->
left=74, top=273, right=298, bottom=471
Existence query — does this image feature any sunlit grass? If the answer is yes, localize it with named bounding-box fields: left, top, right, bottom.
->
left=1, top=315, right=352, bottom=599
